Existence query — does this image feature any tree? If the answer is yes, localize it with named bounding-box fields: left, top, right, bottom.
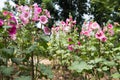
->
left=90, top=0, right=120, bottom=26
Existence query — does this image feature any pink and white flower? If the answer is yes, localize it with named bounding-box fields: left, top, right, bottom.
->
left=63, top=26, right=71, bottom=32
left=43, top=27, right=50, bottom=35
left=107, top=24, right=113, bottom=29
left=90, top=22, right=100, bottom=30
left=68, top=44, right=74, bottom=51
left=95, top=30, right=107, bottom=42
left=45, top=10, right=51, bottom=18
left=39, top=15, right=48, bottom=24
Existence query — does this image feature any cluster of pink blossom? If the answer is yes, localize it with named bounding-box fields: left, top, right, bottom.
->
left=67, top=38, right=81, bottom=51
left=81, top=21, right=114, bottom=42
left=0, top=3, right=51, bottom=40
left=0, top=11, right=17, bottom=40
left=17, top=3, right=51, bottom=25
left=50, top=17, right=79, bottom=52
left=51, top=17, right=76, bottom=34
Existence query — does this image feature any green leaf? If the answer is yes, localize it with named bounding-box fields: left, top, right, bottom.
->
left=103, top=61, right=116, bottom=67
left=69, top=61, right=93, bottom=73
left=2, top=26, right=11, bottom=29
left=2, top=48, right=14, bottom=55
left=37, top=63, right=53, bottom=79
left=11, top=58, right=24, bottom=64
left=26, top=43, right=37, bottom=54
left=102, top=66, right=109, bottom=71
left=0, top=66, right=14, bottom=76
left=15, top=76, right=32, bottom=80
left=88, top=58, right=104, bottom=64
left=111, top=73, right=120, bottom=79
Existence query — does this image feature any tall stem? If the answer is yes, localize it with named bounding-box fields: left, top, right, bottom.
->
left=31, top=36, right=34, bottom=80
left=31, top=52, right=34, bottom=80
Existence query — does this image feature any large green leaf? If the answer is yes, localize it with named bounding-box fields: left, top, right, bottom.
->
left=69, top=61, right=93, bottom=73
left=111, top=73, right=120, bottom=79
left=37, top=63, right=53, bottom=79
left=11, top=58, right=24, bottom=64
left=0, top=66, right=14, bottom=76
left=102, top=61, right=116, bottom=67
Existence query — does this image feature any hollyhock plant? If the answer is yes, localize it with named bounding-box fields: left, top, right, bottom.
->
left=0, top=19, right=4, bottom=27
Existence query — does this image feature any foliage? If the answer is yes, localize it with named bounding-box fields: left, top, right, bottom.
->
left=48, top=17, right=120, bottom=79
left=0, top=2, right=53, bottom=80
left=90, top=0, right=120, bottom=25
left=0, top=0, right=120, bottom=80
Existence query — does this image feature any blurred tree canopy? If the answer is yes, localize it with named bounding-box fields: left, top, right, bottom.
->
left=90, top=0, right=120, bottom=26
left=12, top=0, right=120, bottom=26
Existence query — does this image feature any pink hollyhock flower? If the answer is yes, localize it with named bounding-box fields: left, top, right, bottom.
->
left=39, top=15, right=48, bottom=24
left=10, top=33, right=16, bottom=40
left=22, top=5, right=30, bottom=12
left=19, top=12, right=30, bottom=24
left=72, top=20, right=76, bottom=25
left=63, top=26, right=71, bottom=32
left=17, top=5, right=23, bottom=12
left=101, top=36, right=107, bottom=42
left=77, top=41, right=81, bottom=46
left=51, top=27, right=56, bottom=33
left=34, top=7, right=42, bottom=14
left=33, top=3, right=38, bottom=8
left=68, top=44, right=74, bottom=51
left=90, top=22, right=100, bottom=30
left=95, top=30, right=107, bottom=42
left=9, top=12, right=14, bottom=17
left=20, top=11, right=30, bottom=19
left=3, top=11, right=9, bottom=16
left=0, top=19, right=4, bottom=27
left=107, top=24, right=113, bottom=29
left=55, top=27, right=60, bottom=32
left=8, top=17, right=17, bottom=40
left=81, top=30, right=91, bottom=37
left=9, top=26, right=16, bottom=40
left=108, top=29, right=114, bottom=36
left=103, top=26, right=108, bottom=32
left=95, top=30, right=104, bottom=39
left=32, top=14, right=39, bottom=21
left=8, top=17, right=17, bottom=27
left=61, top=21, right=66, bottom=26
left=68, top=38, right=72, bottom=42
left=43, top=27, right=50, bottom=35
left=45, top=10, right=51, bottom=18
